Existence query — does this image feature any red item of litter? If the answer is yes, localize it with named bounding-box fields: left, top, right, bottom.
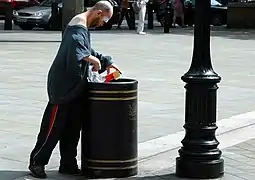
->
left=104, top=71, right=121, bottom=82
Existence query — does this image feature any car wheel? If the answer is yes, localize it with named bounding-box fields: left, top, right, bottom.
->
left=19, top=25, right=33, bottom=30
left=212, top=14, right=222, bottom=26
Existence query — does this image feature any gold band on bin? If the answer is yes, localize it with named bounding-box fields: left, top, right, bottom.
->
left=88, top=96, right=137, bottom=101
left=86, top=164, right=138, bottom=170
left=86, top=157, right=137, bottom=163
left=89, top=90, right=137, bottom=94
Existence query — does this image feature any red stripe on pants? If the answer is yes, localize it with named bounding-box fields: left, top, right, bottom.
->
left=47, top=105, right=58, bottom=137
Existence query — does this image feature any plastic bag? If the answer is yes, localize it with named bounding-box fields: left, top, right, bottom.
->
left=87, top=65, right=121, bottom=83
left=87, top=66, right=105, bottom=82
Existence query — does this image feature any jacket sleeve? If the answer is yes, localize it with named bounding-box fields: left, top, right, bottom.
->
left=91, top=48, right=113, bottom=74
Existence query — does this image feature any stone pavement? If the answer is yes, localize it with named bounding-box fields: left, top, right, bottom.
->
left=0, top=28, right=255, bottom=179
left=133, top=138, right=255, bottom=180
left=9, top=138, right=255, bottom=180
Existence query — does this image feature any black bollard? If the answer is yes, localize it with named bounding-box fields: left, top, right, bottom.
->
left=147, top=0, right=154, bottom=29
left=175, top=0, right=224, bottom=178
left=81, top=78, right=138, bottom=178
left=164, top=0, right=171, bottom=33
left=51, top=2, right=59, bottom=30
left=4, top=2, right=13, bottom=30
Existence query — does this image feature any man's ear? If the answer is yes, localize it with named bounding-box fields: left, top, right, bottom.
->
left=97, top=10, right=102, bottom=15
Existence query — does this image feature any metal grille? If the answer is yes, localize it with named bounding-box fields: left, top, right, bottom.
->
left=18, top=12, right=32, bottom=16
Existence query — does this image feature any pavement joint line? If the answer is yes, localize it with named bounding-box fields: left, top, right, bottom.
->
left=1, top=157, right=27, bottom=164
left=235, top=146, right=255, bottom=154
left=222, top=155, right=251, bottom=165
left=222, top=172, right=246, bottom=180
left=218, top=123, right=255, bottom=149
left=0, top=95, right=46, bottom=102
left=216, top=121, right=255, bottom=136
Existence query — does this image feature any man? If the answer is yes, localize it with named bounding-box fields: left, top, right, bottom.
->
left=29, top=1, right=120, bottom=178
left=117, top=0, right=131, bottom=29
left=137, top=0, right=148, bottom=35
left=173, top=0, right=185, bottom=28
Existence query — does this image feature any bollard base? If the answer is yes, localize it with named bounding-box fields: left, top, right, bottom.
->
left=82, top=168, right=138, bottom=179
left=175, top=157, right=224, bottom=179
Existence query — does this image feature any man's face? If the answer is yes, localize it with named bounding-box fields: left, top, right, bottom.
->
left=90, top=10, right=113, bottom=28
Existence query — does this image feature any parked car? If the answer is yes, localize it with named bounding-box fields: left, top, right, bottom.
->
left=13, top=0, right=61, bottom=30
left=155, top=0, right=227, bottom=27
left=0, top=0, right=40, bottom=19
left=13, top=0, right=120, bottom=30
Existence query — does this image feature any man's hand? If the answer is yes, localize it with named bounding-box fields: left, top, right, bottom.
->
left=84, top=55, right=101, bottom=71
left=106, top=63, right=121, bottom=74
left=91, top=58, right=101, bottom=71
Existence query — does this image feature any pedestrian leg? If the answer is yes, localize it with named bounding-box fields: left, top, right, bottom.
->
left=137, top=4, right=147, bottom=34
left=117, top=8, right=125, bottom=28
left=125, top=8, right=132, bottom=29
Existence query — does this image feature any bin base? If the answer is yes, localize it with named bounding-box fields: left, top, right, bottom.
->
left=82, top=168, right=138, bottom=179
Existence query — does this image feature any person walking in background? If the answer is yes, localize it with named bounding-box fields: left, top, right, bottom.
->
left=117, top=0, right=132, bottom=29
left=137, top=0, right=148, bottom=35
left=173, top=0, right=185, bottom=28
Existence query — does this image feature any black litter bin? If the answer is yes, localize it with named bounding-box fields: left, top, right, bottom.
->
left=81, top=78, right=138, bottom=178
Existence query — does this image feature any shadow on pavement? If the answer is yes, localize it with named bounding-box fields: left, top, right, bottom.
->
left=0, top=170, right=28, bottom=180
left=0, top=170, right=87, bottom=180
left=0, top=170, right=189, bottom=180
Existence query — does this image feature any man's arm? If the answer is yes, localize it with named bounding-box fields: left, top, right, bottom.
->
left=84, top=55, right=101, bottom=71
left=73, top=36, right=102, bottom=71
left=91, top=48, right=113, bottom=74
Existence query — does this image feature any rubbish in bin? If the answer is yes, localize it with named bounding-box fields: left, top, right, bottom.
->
left=104, top=71, right=121, bottom=82
left=87, top=66, right=121, bottom=83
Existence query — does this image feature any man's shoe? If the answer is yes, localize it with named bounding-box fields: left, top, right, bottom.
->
left=58, top=165, right=81, bottom=175
left=29, top=164, right=47, bottom=178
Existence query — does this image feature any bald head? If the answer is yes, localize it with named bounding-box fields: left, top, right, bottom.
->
left=91, top=1, right=113, bottom=14
left=85, top=0, right=114, bottom=28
